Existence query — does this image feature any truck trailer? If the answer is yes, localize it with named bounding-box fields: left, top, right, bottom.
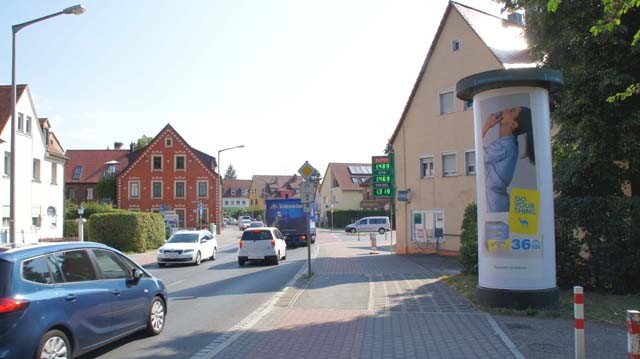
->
left=265, top=198, right=316, bottom=247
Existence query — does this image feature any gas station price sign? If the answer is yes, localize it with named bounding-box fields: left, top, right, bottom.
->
left=372, top=156, right=394, bottom=198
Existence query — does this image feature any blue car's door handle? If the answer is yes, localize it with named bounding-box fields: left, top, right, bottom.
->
left=112, top=290, right=121, bottom=296
left=65, top=294, right=78, bottom=302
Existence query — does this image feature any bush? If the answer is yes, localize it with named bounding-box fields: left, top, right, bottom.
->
left=554, top=196, right=640, bottom=293
left=65, top=200, right=117, bottom=220
left=459, top=202, right=478, bottom=274
left=88, top=212, right=165, bottom=253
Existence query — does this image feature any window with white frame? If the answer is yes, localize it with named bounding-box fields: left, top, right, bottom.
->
left=129, top=181, right=140, bottom=198
left=152, top=155, right=163, bottom=171
left=3, top=152, right=9, bottom=176
left=152, top=181, right=163, bottom=198
left=165, top=137, right=172, bottom=147
left=26, top=116, right=32, bottom=135
left=198, top=181, right=208, bottom=198
left=51, top=163, right=57, bottom=184
left=32, top=159, right=40, bottom=181
left=17, top=113, right=24, bottom=132
left=176, top=209, right=185, bottom=228
left=439, top=89, right=454, bottom=115
left=420, top=156, right=434, bottom=178
left=465, top=150, right=476, bottom=175
left=442, top=152, right=457, bottom=177
left=175, top=155, right=185, bottom=170
left=175, top=181, right=186, bottom=198
left=31, top=205, right=41, bottom=227
left=87, top=188, right=94, bottom=201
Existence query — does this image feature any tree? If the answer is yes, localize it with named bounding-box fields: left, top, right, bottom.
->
left=96, top=173, right=116, bottom=204
left=224, top=165, right=237, bottom=179
left=134, top=135, right=153, bottom=150
left=502, top=0, right=640, bottom=197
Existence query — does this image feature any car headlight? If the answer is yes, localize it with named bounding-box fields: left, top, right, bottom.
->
left=157, top=248, right=164, bottom=254
left=183, top=249, right=194, bottom=254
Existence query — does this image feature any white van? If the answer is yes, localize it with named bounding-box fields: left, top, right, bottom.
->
left=345, top=216, right=391, bottom=234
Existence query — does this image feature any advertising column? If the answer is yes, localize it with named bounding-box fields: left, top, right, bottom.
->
left=456, top=68, right=563, bottom=309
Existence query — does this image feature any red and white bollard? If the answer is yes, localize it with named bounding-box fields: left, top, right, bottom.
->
left=628, top=310, right=640, bottom=359
left=574, top=286, right=585, bottom=359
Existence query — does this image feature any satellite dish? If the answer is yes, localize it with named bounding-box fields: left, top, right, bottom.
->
left=47, top=206, right=56, bottom=218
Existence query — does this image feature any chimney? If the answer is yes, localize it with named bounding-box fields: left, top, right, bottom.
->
left=507, top=12, right=524, bottom=26
left=114, top=142, right=123, bottom=150
left=130, top=142, right=135, bottom=152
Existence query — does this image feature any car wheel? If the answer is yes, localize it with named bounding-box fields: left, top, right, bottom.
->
left=211, top=247, right=217, bottom=260
left=282, top=251, right=286, bottom=260
left=273, top=253, right=280, bottom=265
left=378, top=228, right=386, bottom=234
left=194, top=251, right=202, bottom=265
left=158, top=262, right=166, bottom=267
left=349, top=228, right=357, bottom=233
left=146, top=296, right=166, bottom=336
left=238, top=258, right=246, bottom=267
left=37, top=329, right=70, bottom=359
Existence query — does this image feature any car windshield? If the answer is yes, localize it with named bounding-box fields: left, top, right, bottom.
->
left=168, top=233, right=199, bottom=243
left=249, top=222, right=264, bottom=228
left=241, top=230, right=273, bottom=241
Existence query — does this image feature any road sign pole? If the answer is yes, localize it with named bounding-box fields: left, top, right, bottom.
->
left=305, top=203, right=311, bottom=277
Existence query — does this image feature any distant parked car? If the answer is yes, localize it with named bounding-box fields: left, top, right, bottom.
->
left=237, top=227, right=287, bottom=266
left=239, top=219, right=252, bottom=230
left=0, top=241, right=167, bottom=359
left=157, top=229, right=218, bottom=266
left=345, top=216, right=391, bottom=234
left=248, top=221, right=265, bottom=228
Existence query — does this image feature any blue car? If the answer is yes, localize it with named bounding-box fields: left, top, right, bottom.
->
left=0, top=242, right=167, bottom=359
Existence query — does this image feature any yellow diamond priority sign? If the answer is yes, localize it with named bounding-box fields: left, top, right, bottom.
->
left=298, top=161, right=317, bottom=180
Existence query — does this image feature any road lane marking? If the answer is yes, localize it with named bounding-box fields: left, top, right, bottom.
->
left=167, top=279, right=186, bottom=287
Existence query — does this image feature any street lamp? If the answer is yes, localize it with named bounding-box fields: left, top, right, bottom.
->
left=9, top=5, right=86, bottom=247
left=77, top=206, right=85, bottom=242
left=217, top=145, right=244, bottom=234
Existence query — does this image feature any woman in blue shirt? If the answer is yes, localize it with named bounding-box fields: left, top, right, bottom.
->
left=482, top=106, right=534, bottom=212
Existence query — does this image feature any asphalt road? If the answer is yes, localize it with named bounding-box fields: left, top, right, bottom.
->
left=79, top=229, right=317, bottom=359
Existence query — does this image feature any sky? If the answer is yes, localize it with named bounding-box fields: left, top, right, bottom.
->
left=0, top=0, right=503, bottom=180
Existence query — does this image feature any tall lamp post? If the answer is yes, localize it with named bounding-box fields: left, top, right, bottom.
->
left=217, top=145, right=244, bottom=234
left=9, top=5, right=86, bottom=247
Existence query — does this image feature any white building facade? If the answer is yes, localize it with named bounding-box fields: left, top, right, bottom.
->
left=1, top=85, right=66, bottom=245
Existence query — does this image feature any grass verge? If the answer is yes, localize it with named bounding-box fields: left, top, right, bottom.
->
left=441, top=273, right=640, bottom=327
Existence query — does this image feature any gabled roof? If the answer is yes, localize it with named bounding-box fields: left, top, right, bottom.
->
left=251, top=174, right=302, bottom=196
left=389, top=2, right=534, bottom=144
left=65, top=149, right=131, bottom=183
left=118, top=124, right=218, bottom=179
left=325, top=163, right=372, bottom=191
left=0, top=85, right=28, bottom=137
left=222, top=179, right=252, bottom=198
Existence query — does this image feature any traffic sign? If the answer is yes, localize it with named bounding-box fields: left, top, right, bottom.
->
left=298, top=161, right=318, bottom=180
left=300, top=182, right=314, bottom=204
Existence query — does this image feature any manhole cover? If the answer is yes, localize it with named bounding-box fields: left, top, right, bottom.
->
left=528, top=342, right=564, bottom=354
left=506, top=322, right=534, bottom=330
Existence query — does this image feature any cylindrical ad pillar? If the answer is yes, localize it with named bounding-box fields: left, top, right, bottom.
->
left=457, top=68, right=563, bottom=309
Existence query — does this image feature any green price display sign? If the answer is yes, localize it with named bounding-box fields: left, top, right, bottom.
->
left=372, top=156, right=394, bottom=198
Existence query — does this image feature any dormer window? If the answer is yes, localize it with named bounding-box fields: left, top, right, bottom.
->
left=106, top=164, right=116, bottom=175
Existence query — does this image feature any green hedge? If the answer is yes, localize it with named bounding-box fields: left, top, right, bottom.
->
left=458, top=197, right=640, bottom=294
left=88, top=212, right=165, bottom=253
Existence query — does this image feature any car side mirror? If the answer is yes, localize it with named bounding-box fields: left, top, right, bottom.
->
left=129, top=268, right=143, bottom=283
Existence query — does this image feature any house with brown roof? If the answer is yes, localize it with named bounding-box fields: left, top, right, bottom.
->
left=222, top=179, right=251, bottom=212
left=65, top=143, right=132, bottom=204
left=248, top=174, right=304, bottom=214
left=0, top=84, right=67, bottom=245
left=317, top=163, right=385, bottom=227
left=389, top=2, right=533, bottom=254
left=116, top=124, right=219, bottom=231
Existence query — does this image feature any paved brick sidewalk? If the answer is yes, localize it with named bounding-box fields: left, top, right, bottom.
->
left=204, top=231, right=522, bottom=359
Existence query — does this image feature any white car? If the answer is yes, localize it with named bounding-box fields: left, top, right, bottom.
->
left=239, top=219, right=252, bottom=230
left=157, top=230, right=218, bottom=266
left=237, top=227, right=287, bottom=266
